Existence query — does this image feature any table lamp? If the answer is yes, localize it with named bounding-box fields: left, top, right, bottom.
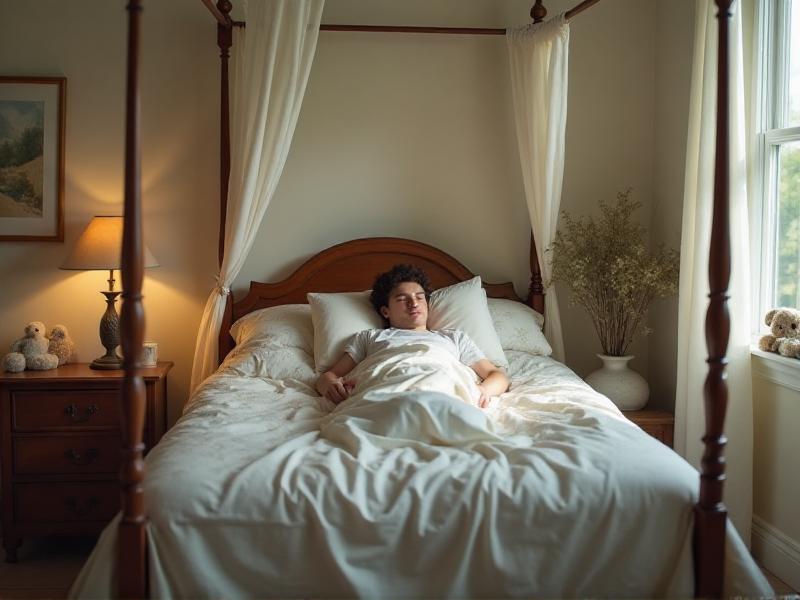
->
left=60, top=216, right=159, bottom=370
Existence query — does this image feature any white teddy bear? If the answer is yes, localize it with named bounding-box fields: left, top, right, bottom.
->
left=3, top=321, right=60, bottom=372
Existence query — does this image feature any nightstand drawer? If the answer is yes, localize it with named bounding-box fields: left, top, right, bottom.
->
left=638, top=422, right=673, bottom=447
left=1, top=362, right=171, bottom=561
left=625, top=409, right=674, bottom=448
left=14, top=482, right=119, bottom=523
left=12, top=389, right=120, bottom=430
left=14, top=435, right=121, bottom=475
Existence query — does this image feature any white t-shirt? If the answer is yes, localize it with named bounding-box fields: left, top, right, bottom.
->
left=344, top=328, right=485, bottom=367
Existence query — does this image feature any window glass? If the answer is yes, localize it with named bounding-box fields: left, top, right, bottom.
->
left=755, top=1, right=800, bottom=325
left=776, top=141, right=800, bottom=307
left=789, top=0, right=800, bottom=126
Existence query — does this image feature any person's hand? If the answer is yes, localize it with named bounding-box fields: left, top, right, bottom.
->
left=476, top=384, right=491, bottom=409
left=319, top=373, right=355, bottom=404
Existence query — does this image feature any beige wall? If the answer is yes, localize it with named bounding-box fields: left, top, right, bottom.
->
left=239, top=0, right=659, bottom=381
left=752, top=366, right=800, bottom=541
left=0, top=0, right=219, bottom=424
left=648, top=0, right=694, bottom=411
left=751, top=356, right=800, bottom=588
left=2, top=0, right=669, bottom=421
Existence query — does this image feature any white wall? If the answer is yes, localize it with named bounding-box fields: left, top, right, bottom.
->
left=751, top=357, right=800, bottom=590
left=0, top=0, right=668, bottom=421
left=649, top=0, right=694, bottom=411
left=0, top=0, right=219, bottom=424
left=238, top=0, right=659, bottom=381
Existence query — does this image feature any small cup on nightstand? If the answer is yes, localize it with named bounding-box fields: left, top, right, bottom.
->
left=142, top=342, right=158, bottom=367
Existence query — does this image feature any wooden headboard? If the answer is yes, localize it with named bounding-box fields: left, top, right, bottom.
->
left=218, top=237, right=541, bottom=361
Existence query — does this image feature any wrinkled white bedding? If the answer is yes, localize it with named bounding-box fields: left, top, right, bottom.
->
left=70, top=349, right=771, bottom=599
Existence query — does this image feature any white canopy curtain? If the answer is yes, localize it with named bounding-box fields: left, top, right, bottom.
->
left=675, top=0, right=752, bottom=540
left=190, top=0, right=325, bottom=392
left=506, top=15, right=568, bottom=363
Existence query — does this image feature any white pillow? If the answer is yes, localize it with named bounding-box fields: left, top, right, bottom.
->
left=224, top=305, right=316, bottom=381
left=307, top=291, right=383, bottom=372
left=487, top=297, right=552, bottom=356
left=229, top=304, right=313, bottom=353
left=222, top=346, right=316, bottom=383
left=428, top=277, right=508, bottom=369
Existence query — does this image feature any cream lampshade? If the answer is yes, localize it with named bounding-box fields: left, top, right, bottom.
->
left=61, top=216, right=159, bottom=370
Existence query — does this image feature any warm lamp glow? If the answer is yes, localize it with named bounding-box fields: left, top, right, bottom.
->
left=61, top=215, right=159, bottom=273
left=60, top=215, right=159, bottom=370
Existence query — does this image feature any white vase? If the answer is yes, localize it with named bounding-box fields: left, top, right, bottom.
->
left=585, top=354, right=649, bottom=411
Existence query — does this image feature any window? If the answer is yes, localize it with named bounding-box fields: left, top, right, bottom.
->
left=754, top=0, right=800, bottom=326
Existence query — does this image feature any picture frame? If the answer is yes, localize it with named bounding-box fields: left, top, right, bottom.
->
left=0, top=76, right=66, bottom=242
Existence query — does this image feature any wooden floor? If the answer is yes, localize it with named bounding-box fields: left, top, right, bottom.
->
left=0, top=535, right=797, bottom=598
left=0, top=536, right=95, bottom=599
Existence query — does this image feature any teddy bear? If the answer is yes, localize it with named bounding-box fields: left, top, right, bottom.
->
left=759, top=307, right=800, bottom=358
left=2, top=321, right=60, bottom=372
left=47, top=324, right=75, bottom=366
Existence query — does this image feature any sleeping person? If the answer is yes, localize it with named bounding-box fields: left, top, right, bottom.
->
left=315, top=264, right=509, bottom=408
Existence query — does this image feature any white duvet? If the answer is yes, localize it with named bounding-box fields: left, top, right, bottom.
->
left=71, top=346, right=771, bottom=599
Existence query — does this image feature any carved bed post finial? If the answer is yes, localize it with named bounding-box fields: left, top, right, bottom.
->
left=531, top=0, right=547, bottom=23
left=694, top=0, right=733, bottom=597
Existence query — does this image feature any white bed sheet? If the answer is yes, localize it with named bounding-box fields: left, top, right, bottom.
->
left=70, top=350, right=771, bottom=599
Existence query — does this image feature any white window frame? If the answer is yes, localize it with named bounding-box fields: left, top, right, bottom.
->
left=752, top=0, right=800, bottom=335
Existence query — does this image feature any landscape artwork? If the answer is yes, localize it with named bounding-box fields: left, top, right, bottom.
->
left=0, top=77, right=65, bottom=241
left=0, top=100, right=45, bottom=217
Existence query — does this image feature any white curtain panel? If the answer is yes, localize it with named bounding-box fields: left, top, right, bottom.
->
left=675, top=0, right=752, bottom=541
left=506, top=15, right=568, bottom=362
left=190, top=0, right=325, bottom=392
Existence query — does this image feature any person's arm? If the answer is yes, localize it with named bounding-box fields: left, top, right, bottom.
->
left=316, top=353, right=357, bottom=403
left=470, top=358, right=510, bottom=408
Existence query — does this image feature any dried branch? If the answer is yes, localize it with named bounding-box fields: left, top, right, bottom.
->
left=549, top=189, right=680, bottom=356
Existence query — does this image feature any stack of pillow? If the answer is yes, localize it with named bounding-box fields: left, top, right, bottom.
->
left=225, top=276, right=551, bottom=381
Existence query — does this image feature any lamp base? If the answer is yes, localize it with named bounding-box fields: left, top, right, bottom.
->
left=93, top=290, right=122, bottom=370
left=90, top=353, right=123, bottom=370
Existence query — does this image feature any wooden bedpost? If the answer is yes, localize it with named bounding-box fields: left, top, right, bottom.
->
left=119, top=0, right=148, bottom=598
left=217, top=0, right=232, bottom=268
left=216, top=0, right=235, bottom=364
left=528, top=231, right=545, bottom=315
left=694, top=1, right=732, bottom=597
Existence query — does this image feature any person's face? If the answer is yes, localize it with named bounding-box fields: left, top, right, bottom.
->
left=380, top=281, right=428, bottom=330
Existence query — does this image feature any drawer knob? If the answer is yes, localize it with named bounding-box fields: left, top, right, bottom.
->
left=64, top=496, right=98, bottom=517
left=64, top=447, right=99, bottom=466
left=64, top=403, right=99, bottom=423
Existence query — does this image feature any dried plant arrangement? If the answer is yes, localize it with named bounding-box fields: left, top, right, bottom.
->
left=549, top=189, right=680, bottom=356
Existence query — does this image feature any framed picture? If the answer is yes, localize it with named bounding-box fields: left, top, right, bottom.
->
left=0, top=76, right=65, bottom=242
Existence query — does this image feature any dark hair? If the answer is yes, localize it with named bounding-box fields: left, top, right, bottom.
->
left=370, top=264, right=432, bottom=325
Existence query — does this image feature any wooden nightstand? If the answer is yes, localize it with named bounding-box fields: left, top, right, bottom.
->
left=0, top=362, right=172, bottom=562
left=625, top=409, right=674, bottom=448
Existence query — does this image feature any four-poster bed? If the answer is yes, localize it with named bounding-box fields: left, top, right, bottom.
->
left=87, top=0, right=754, bottom=597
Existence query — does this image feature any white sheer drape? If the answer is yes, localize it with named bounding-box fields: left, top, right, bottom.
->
left=190, top=0, right=324, bottom=392
left=506, top=15, right=568, bottom=362
left=675, top=0, right=752, bottom=541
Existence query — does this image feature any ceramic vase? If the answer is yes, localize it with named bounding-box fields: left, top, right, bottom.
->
left=585, top=354, right=649, bottom=411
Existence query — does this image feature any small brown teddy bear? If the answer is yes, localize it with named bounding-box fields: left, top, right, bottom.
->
left=47, top=324, right=75, bottom=366
left=2, top=321, right=60, bottom=372
left=759, top=307, right=800, bottom=358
